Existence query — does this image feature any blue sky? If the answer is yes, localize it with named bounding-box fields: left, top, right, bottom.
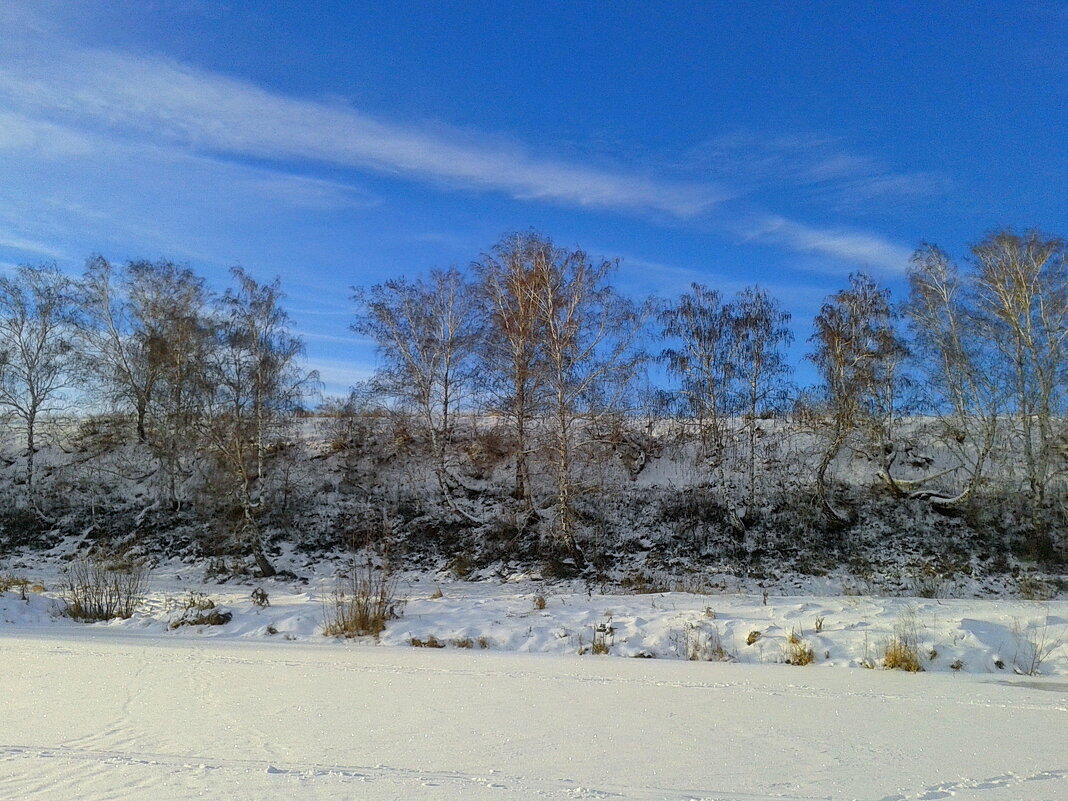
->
left=1, top=1, right=1065, bottom=396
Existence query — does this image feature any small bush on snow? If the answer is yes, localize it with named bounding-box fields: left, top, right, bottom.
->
left=323, top=564, right=404, bottom=638
left=63, top=554, right=148, bottom=621
left=1011, top=616, right=1063, bottom=676
left=882, top=606, right=924, bottom=672
left=784, top=628, right=814, bottom=666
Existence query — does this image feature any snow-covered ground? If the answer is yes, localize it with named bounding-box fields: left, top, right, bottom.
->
left=1, top=561, right=1066, bottom=799
left=2, top=629, right=1066, bottom=800
left=2, top=559, right=1065, bottom=675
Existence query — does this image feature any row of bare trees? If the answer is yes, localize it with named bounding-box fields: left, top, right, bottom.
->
left=0, top=259, right=315, bottom=572
left=355, top=233, right=649, bottom=558
left=0, top=227, right=1063, bottom=565
left=355, top=229, right=1066, bottom=556
left=905, top=231, right=1068, bottom=535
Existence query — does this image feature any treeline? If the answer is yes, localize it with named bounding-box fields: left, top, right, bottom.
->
left=350, top=230, right=1067, bottom=561
left=0, top=229, right=1064, bottom=574
left=0, top=259, right=314, bottom=574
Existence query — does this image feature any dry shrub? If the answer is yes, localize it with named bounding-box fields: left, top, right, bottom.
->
left=182, top=591, right=215, bottom=611
left=0, top=575, right=27, bottom=592
left=452, top=636, right=474, bottom=648
left=0, top=575, right=34, bottom=598
left=171, top=608, right=232, bottom=629
left=883, top=606, right=924, bottom=672
left=591, top=621, right=614, bottom=655
left=323, top=565, right=404, bottom=638
left=410, top=635, right=445, bottom=648
left=1012, top=617, right=1063, bottom=676
left=1018, top=574, right=1057, bottom=601
left=533, top=594, right=547, bottom=611
left=674, top=624, right=733, bottom=661
left=63, top=555, right=148, bottom=621
left=784, top=628, right=814, bottom=666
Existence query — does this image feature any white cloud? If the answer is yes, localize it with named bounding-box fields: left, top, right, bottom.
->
left=0, top=29, right=919, bottom=275
left=0, top=47, right=725, bottom=220
left=743, top=215, right=913, bottom=275
left=0, top=231, right=68, bottom=260
left=690, top=130, right=943, bottom=204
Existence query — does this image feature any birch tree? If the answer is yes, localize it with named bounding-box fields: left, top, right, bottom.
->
left=0, top=264, right=76, bottom=493
left=205, top=268, right=316, bottom=575
left=534, top=246, right=646, bottom=560
left=353, top=268, right=480, bottom=500
left=475, top=233, right=552, bottom=504
left=972, top=230, right=1068, bottom=528
left=809, top=273, right=903, bottom=524
left=730, top=287, right=793, bottom=511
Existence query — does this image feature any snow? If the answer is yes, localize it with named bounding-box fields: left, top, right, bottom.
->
left=2, top=562, right=1065, bottom=675
left=1, top=562, right=1066, bottom=798
left=1, top=628, right=1065, bottom=800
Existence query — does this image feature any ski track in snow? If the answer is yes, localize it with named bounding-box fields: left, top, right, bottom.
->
left=4, top=743, right=1062, bottom=801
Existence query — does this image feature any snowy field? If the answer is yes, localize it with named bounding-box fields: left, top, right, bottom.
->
left=1, top=565, right=1067, bottom=800
left=2, top=631, right=1067, bottom=801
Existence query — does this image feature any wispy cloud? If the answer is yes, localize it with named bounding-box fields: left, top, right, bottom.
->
left=0, top=23, right=918, bottom=275
left=0, top=47, right=726, bottom=220
left=741, top=215, right=914, bottom=275
left=690, top=130, right=945, bottom=208
left=0, top=230, right=68, bottom=260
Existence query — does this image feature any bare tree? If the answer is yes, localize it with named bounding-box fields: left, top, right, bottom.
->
left=0, top=264, right=76, bottom=493
left=353, top=267, right=480, bottom=502
left=203, top=268, right=317, bottom=576
left=905, top=244, right=1001, bottom=505
left=972, top=230, right=1068, bottom=528
left=809, top=273, right=904, bottom=524
left=79, top=257, right=155, bottom=443
left=78, top=258, right=214, bottom=506
left=475, top=233, right=554, bottom=505
left=534, top=245, right=647, bottom=560
left=730, top=287, right=793, bottom=511
left=659, top=284, right=735, bottom=459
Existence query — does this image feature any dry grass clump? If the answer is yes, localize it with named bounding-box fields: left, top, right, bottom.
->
left=169, top=591, right=232, bottom=628
left=883, top=606, right=924, bottom=672
left=1017, top=574, right=1057, bottom=601
left=883, top=637, right=923, bottom=671
left=323, top=564, right=404, bottom=638
left=171, top=609, right=232, bottom=628
left=533, top=594, right=547, bottom=610
left=0, top=574, right=43, bottom=598
left=784, top=628, right=815, bottom=666
left=63, top=554, right=148, bottom=621
left=182, top=591, right=216, bottom=611
left=410, top=635, right=446, bottom=648
left=0, top=574, right=29, bottom=593
left=673, top=624, right=733, bottom=662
